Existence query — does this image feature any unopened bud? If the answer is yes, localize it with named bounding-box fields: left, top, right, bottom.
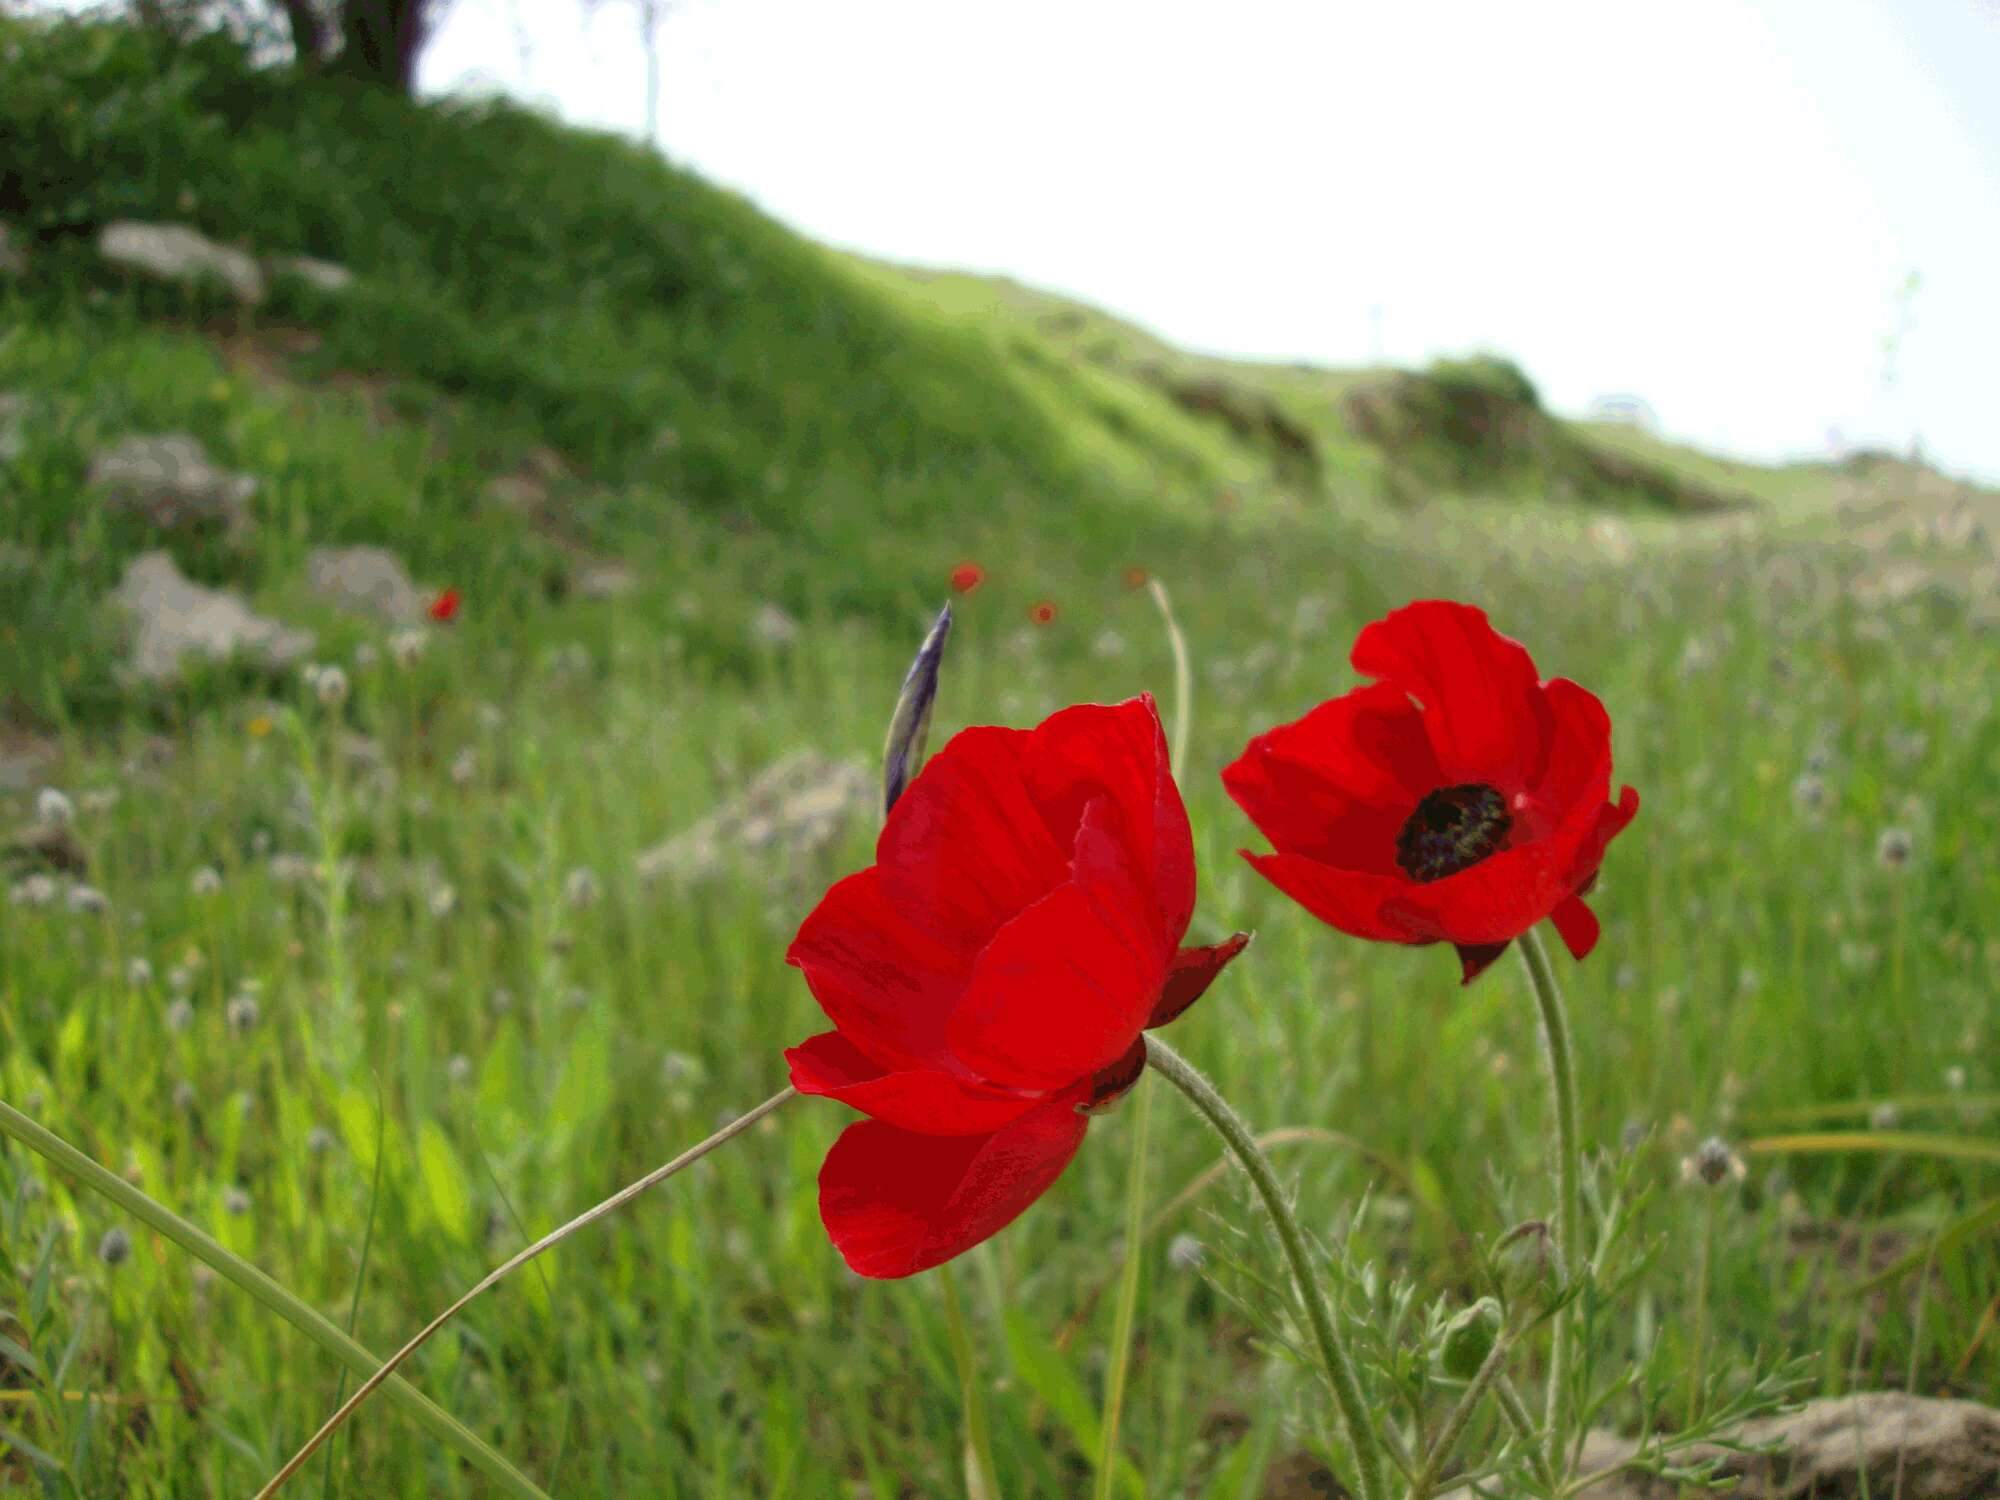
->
left=1494, top=1219, right=1556, bottom=1310
left=883, top=603, right=952, bottom=816
left=1439, top=1297, right=1503, bottom=1379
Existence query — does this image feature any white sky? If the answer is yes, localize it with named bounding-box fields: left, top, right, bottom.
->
left=420, top=0, right=2000, bottom=483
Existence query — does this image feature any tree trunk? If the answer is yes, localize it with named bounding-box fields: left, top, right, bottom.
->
left=279, top=0, right=331, bottom=70
left=337, top=0, right=430, bottom=94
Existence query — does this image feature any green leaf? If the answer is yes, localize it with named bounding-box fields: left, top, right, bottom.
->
left=417, top=1121, right=475, bottom=1243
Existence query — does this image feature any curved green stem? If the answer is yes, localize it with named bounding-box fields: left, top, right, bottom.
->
left=0, top=1098, right=549, bottom=1500
left=940, top=1264, right=1004, bottom=1499
left=1517, top=925, right=1581, bottom=1482
left=1143, top=1036, right=1387, bottom=1500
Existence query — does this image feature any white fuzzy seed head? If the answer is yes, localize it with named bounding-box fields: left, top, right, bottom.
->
left=36, top=787, right=74, bottom=826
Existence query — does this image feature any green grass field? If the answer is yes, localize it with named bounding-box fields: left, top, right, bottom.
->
left=2, top=15, right=1997, bottom=1497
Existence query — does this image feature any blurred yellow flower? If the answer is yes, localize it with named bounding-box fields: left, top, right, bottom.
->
left=248, top=714, right=274, bottom=738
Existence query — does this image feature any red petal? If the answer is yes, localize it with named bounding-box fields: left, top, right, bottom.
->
left=1240, top=851, right=1432, bottom=944
left=1024, top=695, right=1196, bottom=947
left=947, top=809, right=1165, bottom=1091
left=1148, top=932, right=1252, bottom=1028
left=875, top=726, right=1071, bottom=961
left=1222, top=681, right=1439, bottom=873
left=785, top=1032, right=1038, bottom=1135
left=1350, top=601, right=1547, bottom=790
left=1509, top=678, right=1614, bottom=842
left=788, top=868, right=973, bottom=1072
left=1548, top=896, right=1600, bottom=961
left=1455, top=941, right=1511, bottom=984
left=817, top=1100, right=1090, bottom=1278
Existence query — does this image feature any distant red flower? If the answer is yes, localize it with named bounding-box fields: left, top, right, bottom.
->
left=1223, top=600, right=1638, bottom=984
left=950, top=561, right=985, bottom=594
left=787, top=695, right=1248, bottom=1278
left=1028, top=600, right=1058, bottom=626
left=428, top=587, right=462, bottom=623
left=1123, top=566, right=1149, bottom=590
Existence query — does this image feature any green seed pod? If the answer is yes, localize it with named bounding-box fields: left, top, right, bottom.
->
left=1493, top=1218, right=1557, bottom=1312
left=1439, top=1297, right=1503, bottom=1379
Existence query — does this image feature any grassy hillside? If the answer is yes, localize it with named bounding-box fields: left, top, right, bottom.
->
left=3, top=14, right=1997, bottom=1499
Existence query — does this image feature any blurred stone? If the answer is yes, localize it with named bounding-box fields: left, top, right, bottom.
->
left=109, top=552, right=315, bottom=683
left=0, top=222, right=25, bottom=277
left=87, top=433, right=256, bottom=535
left=750, top=602, right=800, bottom=647
left=97, top=220, right=265, bottom=304
left=575, top=562, right=636, bottom=599
left=4, top=811, right=88, bottom=876
left=268, top=254, right=353, bottom=294
left=305, top=545, right=429, bottom=624
left=1438, top=1394, right=2000, bottom=1499
left=636, top=751, right=871, bottom=884
left=0, top=731, right=59, bottom=793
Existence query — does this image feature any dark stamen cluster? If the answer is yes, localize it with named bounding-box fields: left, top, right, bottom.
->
left=1395, top=783, right=1512, bottom=883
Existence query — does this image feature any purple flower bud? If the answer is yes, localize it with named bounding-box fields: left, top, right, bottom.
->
left=883, top=603, right=953, bottom=816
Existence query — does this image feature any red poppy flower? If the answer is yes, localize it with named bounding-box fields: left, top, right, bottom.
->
left=1029, top=599, right=1058, bottom=626
left=950, top=561, right=985, bottom=594
left=1123, top=566, right=1149, bottom=590
left=428, top=587, right=461, bottom=623
left=787, top=695, right=1249, bottom=1278
left=1223, top=600, right=1637, bottom=984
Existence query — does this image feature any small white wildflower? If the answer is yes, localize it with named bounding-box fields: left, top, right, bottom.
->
left=190, top=866, right=223, bottom=897
left=1876, top=826, right=1914, bottom=872
left=1681, top=1136, right=1746, bottom=1188
left=1166, top=1233, right=1205, bottom=1272
left=66, top=884, right=109, bottom=915
left=446, top=1053, right=473, bottom=1086
left=1091, top=629, right=1127, bottom=660
left=222, top=1186, right=251, bottom=1216
left=268, top=853, right=314, bottom=885
left=36, top=787, right=75, bottom=825
left=10, top=874, right=57, bottom=908
left=165, top=998, right=195, bottom=1032
left=389, top=628, right=427, bottom=667
left=352, top=641, right=379, bottom=669
left=476, top=701, right=504, bottom=730
left=250, top=828, right=273, bottom=856
left=1943, top=1065, right=1967, bottom=1093
left=1869, top=1102, right=1901, bottom=1131
left=449, top=748, right=476, bottom=787
left=310, top=664, right=350, bottom=707
left=1791, top=773, right=1828, bottom=816
left=306, top=1125, right=336, bottom=1155
left=97, top=1227, right=131, bottom=1266
left=127, top=957, right=153, bottom=987
left=225, top=993, right=261, bottom=1033
left=490, top=986, right=515, bottom=1014
left=428, top=882, right=457, bottom=919
left=564, top=866, right=600, bottom=910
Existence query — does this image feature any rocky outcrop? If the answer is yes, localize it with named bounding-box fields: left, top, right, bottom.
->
left=109, top=552, right=314, bottom=683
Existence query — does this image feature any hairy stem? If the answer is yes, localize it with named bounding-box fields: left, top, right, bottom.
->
left=1143, top=1036, right=1387, bottom=1500
left=1518, top=925, right=1582, bottom=1482
left=1405, top=1327, right=1519, bottom=1500
left=940, top=1264, right=1004, bottom=1499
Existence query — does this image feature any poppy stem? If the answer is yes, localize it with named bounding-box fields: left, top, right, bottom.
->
left=1516, top=925, right=1581, bottom=1483
left=1405, top=1321, right=1522, bottom=1500
left=939, top=1263, right=1004, bottom=1499
left=1141, top=1036, right=1389, bottom=1500
left=248, top=1086, right=797, bottom=1500
left=0, top=1098, right=550, bottom=1500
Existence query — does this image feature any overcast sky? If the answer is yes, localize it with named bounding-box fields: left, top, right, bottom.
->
left=421, top=0, right=2000, bottom=483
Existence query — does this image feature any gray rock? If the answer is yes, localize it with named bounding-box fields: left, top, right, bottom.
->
left=97, top=220, right=265, bottom=304
left=575, top=562, right=636, bottom=599
left=268, top=254, right=353, bottom=294
left=304, top=545, right=429, bottom=624
left=109, top=551, right=314, bottom=683
left=1443, top=1394, right=2000, bottom=1499
left=750, top=602, right=801, bottom=647
left=636, top=751, right=872, bottom=884
left=87, top=433, right=256, bottom=535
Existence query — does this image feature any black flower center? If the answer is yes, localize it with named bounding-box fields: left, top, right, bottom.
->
left=1395, top=783, right=1512, bottom=883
